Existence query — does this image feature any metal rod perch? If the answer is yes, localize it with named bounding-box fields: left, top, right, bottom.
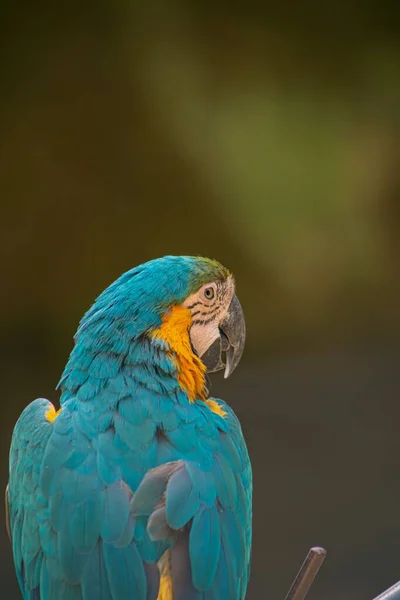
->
left=283, top=546, right=400, bottom=600
left=284, top=547, right=327, bottom=600
left=372, top=581, right=400, bottom=600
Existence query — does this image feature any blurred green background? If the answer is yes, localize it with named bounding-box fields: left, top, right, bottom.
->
left=1, top=1, right=400, bottom=598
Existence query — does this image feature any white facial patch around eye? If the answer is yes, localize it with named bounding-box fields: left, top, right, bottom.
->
left=185, top=277, right=235, bottom=359
left=189, top=321, right=220, bottom=358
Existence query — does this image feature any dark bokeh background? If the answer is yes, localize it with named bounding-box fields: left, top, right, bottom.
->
left=1, top=2, right=400, bottom=598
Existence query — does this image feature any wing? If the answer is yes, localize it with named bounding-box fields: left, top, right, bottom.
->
left=132, top=399, right=253, bottom=600
left=7, top=398, right=56, bottom=598
left=7, top=398, right=162, bottom=600
left=8, top=393, right=251, bottom=600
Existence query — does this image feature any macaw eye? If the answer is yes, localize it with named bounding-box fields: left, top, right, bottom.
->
left=203, top=286, right=215, bottom=300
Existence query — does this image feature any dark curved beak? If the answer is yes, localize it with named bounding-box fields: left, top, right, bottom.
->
left=201, top=295, right=246, bottom=378
left=221, top=295, right=246, bottom=378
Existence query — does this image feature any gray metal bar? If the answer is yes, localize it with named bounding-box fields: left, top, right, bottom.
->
left=372, top=581, right=400, bottom=600
left=284, top=546, right=327, bottom=600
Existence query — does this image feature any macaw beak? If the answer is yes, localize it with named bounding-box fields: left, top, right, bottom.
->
left=201, top=295, right=246, bottom=378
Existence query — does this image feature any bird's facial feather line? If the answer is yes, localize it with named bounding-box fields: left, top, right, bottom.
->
left=151, top=305, right=207, bottom=402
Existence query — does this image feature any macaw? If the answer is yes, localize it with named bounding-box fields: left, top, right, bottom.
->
left=6, top=255, right=252, bottom=600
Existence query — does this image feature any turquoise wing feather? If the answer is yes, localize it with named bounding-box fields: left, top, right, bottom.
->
left=8, top=399, right=57, bottom=599
left=8, top=393, right=251, bottom=600
left=8, top=396, right=163, bottom=600
left=132, top=399, right=252, bottom=600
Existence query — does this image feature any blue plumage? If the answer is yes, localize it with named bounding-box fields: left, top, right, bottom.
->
left=7, top=256, right=252, bottom=599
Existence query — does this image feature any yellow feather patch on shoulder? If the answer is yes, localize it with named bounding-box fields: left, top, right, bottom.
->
left=205, top=398, right=227, bottom=417
left=152, top=305, right=207, bottom=402
left=46, top=405, right=61, bottom=423
left=157, top=552, right=172, bottom=600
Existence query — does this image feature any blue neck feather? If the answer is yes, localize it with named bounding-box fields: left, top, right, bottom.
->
left=57, top=256, right=198, bottom=406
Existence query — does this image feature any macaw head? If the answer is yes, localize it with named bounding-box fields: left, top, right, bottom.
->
left=76, top=256, right=245, bottom=380
left=179, top=257, right=246, bottom=379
